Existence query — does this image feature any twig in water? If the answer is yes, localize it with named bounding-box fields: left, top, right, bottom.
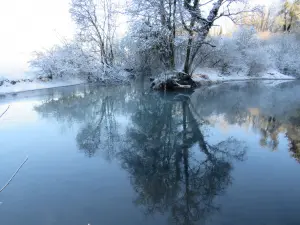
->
left=0, top=156, right=29, bottom=193
left=0, top=105, right=10, bottom=119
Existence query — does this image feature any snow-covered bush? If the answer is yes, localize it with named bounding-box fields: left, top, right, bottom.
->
left=29, top=42, right=130, bottom=83
left=268, top=34, right=300, bottom=77
left=198, top=27, right=270, bottom=76
left=234, top=28, right=271, bottom=75
left=120, top=21, right=174, bottom=74
left=208, top=37, right=244, bottom=75
left=193, top=27, right=279, bottom=76
left=30, top=43, right=94, bottom=79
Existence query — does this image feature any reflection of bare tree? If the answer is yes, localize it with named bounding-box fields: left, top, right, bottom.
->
left=34, top=89, right=94, bottom=125
left=244, top=111, right=300, bottom=156
left=287, top=127, right=300, bottom=162
left=33, top=81, right=300, bottom=221
left=76, top=96, right=120, bottom=157
left=191, top=82, right=300, bottom=160
left=286, top=110, right=300, bottom=163
left=34, top=81, right=300, bottom=166
left=255, top=116, right=280, bottom=151
left=120, top=95, right=246, bottom=225
left=35, top=86, right=131, bottom=158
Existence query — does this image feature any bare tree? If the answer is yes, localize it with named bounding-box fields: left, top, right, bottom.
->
left=279, top=0, right=300, bottom=32
left=149, top=0, right=260, bottom=90
left=240, top=5, right=276, bottom=32
left=179, top=0, right=258, bottom=75
left=70, top=0, right=117, bottom=66
left=128, top=0, right=178, bottom=69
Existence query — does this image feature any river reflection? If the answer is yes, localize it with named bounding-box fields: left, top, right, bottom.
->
left=190, top=82, right=300, bottom=162
left=30, top=81, right=300, bottom=224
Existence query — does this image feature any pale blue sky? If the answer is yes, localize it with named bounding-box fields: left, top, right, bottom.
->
left=0, top=0, right=279, bottom=78
left=0, top=0, right=73, bottom=78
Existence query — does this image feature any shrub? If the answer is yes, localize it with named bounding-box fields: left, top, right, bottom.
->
left=268, top=34, right=300, bottom=77
left=194, top=27, right=287, bottom=77
left=29, top=42, right=130, bottom=82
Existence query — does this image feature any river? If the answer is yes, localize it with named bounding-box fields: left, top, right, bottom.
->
left=0, top=81, right=300, bottom=225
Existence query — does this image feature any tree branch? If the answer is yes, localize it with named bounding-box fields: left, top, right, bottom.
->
left=0, top=105, right=10, bottom=119
left=0, top=156, right=29, bottom=193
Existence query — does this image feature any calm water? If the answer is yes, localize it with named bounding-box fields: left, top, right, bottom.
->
left=1, top=81, right=300, bottom=225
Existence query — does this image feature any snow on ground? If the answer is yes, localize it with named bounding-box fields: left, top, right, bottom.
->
left=262, top=80, right=294, bottom=86
left=0, top=68, right=296, bottom=95
left=192, top=68, right=295, bottom=82
left=0, top=79, right=85, bottom=95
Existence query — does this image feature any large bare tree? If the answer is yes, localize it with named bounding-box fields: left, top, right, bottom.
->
left=148, top=0, right=259, bottom=90
left=70, top=0, right=116, bottom=66
left=279, top=0, right=300, bottom=32
left=179, top=0, right=257, bottom=75
left=128, top=0, right=178, bottom=69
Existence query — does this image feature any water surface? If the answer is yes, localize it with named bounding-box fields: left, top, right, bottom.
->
left=1, top=81, right=300, bottom=225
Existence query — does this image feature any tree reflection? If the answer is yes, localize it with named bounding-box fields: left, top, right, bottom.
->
left=190, top=82, right=300, bottom=161
left=286, top=110, right=300, bottom=162
left=35, top=81, right=300, bottom=165
left=255, top=116, right=280, bottom=151
left=34, top=81, right=300, bottom=224
left=76, top=96, right=120, bottom=157
left=35, top=86, right=131, bottom=158
left=120, top=95, right=246, bottom=225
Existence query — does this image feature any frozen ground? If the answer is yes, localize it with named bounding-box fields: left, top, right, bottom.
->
left=0, top=68, right=297, bottom=95
left=192, top=68, right=295, bottom=82
left=0, top=79, right=85, bottom=94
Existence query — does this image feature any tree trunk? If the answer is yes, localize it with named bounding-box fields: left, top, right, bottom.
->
left=170, top=0, right=177, bottom=69
left=152, top=0, right=224, bottom=91
left=287, top=15, right=294, bottom=32
left=182, top=0, right=223, bottom=76
left=182, top=101, right=190, bottom=223
left=283, top=10, right=288, bottom=31
left=170, top=40, right=175, bottom=69
left=183, top=34, right=193, bottom=75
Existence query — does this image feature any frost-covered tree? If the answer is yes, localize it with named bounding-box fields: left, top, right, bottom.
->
left=194, top=27, right=270, bottom=76
left=179, top=0, right=259, bottom=75
left=30, top=0, right=131, bottom=83
left=126, top=0, right=178, bottom=70
left=30, top=42, right=130, bottom=82
left=278, top=0, right=300, bottom=32
left=127, top=0, right=259, bottom=79
left=30, top=43, right=96, bottom=79
left=240, top=0, right=300, bottom=33
left=268, top=34, right=300, bottom=77
left=240, top=5, right=278, bottom=32
left=70, top=0, right=117, bottom=66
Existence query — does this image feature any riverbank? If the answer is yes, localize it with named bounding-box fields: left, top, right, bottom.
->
left=0, top=69, right=296, bottom=95
left=0, top=78, right=85, bottom=95
left=151, top=68, right=296, bottom=90
left=192, top=68, right=295, bottom=83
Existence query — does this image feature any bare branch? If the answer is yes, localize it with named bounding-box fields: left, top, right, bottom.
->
left=0, top=105, right=10, bottom=119
left=0, top=156, right=29, bottom=193
left=200, top=0, right=214, bottom=7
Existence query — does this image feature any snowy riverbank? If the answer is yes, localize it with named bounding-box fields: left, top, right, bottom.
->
left=0, top=79, right=85, bottom=95
left=151, top=68, right=297, bottom=90
left=192, top=68, right=296, bottom=83
left=0, top=69, right=297, bottom=95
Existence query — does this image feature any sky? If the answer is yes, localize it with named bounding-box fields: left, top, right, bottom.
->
left=0, top=0, right=74, bottom=78
left=0, top=0, right=278, bottom=79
